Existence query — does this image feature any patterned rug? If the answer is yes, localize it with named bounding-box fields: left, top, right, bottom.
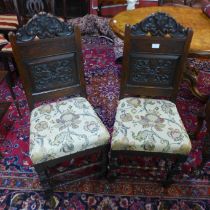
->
left=0, top=35, right=210, bottom=209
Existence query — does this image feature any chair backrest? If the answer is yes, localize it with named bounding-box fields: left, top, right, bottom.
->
left=0, top=0, right=15, bottom=14
left=121, top=12, right=193, bottom=101
left=13, top=0, right=55, bottom=26
left=9, top=12, right=86, bottom=111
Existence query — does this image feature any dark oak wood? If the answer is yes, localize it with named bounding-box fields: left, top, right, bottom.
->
left=9, top=12, right=86, bottom=111
left=109, top=12, right=193, bottom=185
left=0, top=72, right=12, bottom=151
left=0, top=0, right=15, bottom=14
left=61, top=0, right=89, bottom=20
left=120, top=12, right=193, bottom=102
left=0, top=70, right=7, bottom=82
left=9, top=12, right=109, bottom=199
left=0, top=70, right=21, bottom=117
left=0, top=102, right=11, bottom=121
left=13, top=0, right=55, bottom=26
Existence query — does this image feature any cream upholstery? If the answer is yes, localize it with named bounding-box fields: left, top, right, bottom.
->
left=111, top=98, right=192, bottom=155
left=30, top=97, right=110, bottom=164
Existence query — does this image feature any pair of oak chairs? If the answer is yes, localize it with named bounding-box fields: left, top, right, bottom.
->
left=9, top=11, right=193, bottom=195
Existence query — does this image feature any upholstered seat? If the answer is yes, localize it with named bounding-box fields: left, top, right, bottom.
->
left=30, top=97, right=110, bottom=164
left=111, top=98, right=191, bottom=155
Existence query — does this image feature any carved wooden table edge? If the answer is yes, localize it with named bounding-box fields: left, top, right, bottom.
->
left=109, top=19, right=124, bottom=40
left=184, top=51, right=210, bottom=102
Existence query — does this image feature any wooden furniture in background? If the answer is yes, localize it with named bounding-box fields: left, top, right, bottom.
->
left=109, top=12, right=193, bottom=185
left=110, top=6, right=210, bottom=101
left=96, top=0, right=158, bottom=16
left=0, top=70, right=21, bottom=117
left=0, top=101, right=11, bottom=158
left=13, top=0, right=55, bottom=26
left=0, top=71, right=12, bottom=123
left=61, top=0, right=90, bottom=19
left=9, top=13, right=110, bottom=199
left=0, top=71, right=12, bottom=157
left=0, top=102, right=11, bottom=122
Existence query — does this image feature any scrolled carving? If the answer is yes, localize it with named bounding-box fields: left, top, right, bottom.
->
left=29, top=57, right=78, bottom=92
left=129, top=57, right=177, bottom=86
left=26, top=0, right=44, bottom=15
left=131, top=12, right=188, bottom=37
left=16, top=12, right=73, bottom=42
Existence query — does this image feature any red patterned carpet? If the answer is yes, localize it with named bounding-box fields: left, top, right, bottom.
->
left=0, top=36, right=210, bottom=209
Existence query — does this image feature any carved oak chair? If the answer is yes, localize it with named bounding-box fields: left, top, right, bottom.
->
left=9, top=12, right=110, bottom=194
left=13, top=0, right=55, bottom=26
left=0, top=1, right=55, bottom=91
left=109, top=12, right=193, bottom=184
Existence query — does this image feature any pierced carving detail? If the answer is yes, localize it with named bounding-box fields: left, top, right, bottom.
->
left=129, top=57, right=177, bottom=86
left=26, top=0, right=45, bottom=15
left=16, top=12, right=73, bottom=42
left=131, top=12, right=188, bottom=37
left=29, top=58, right=77, bottom=92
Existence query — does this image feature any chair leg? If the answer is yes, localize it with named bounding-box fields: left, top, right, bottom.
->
left=163, top=156, right=186, bottom=187
left=1, top=53, right=21, bottom=117
left=107, top=155, right=119, bottom=182
left=5, top=72, right=22, bottom=118
left=163, top=161, right=177, bottom=187
left=35, top=167, right=56, bottom=207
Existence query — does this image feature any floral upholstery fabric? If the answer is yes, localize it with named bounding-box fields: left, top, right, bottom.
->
left=30, top=97, right=110, bottom=165
left=111, top=98, right=192, bottom=155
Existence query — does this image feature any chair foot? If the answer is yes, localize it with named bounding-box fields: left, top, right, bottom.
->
left=106, top=164, right=118, bottom=182
left=162, top=178, right=174, bottom=188
left=45, top=193, right=57, bottom=209
left=115, top=56, right=123, bottom=65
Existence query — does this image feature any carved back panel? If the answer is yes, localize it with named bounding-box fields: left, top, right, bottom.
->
left=9, top=12, right=86, bottom=111
left=121, top=12, right=193, bottom=101
left=13, top=0, right=55, bottom=26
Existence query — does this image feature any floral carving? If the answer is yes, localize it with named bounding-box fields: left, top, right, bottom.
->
left=129, top=57, right=175, bottom=86
left=131, top=12, right=188, bottom=37
left=16, top=12, right=73, bottom=42
left=30, top=58, right=77, bottom=92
